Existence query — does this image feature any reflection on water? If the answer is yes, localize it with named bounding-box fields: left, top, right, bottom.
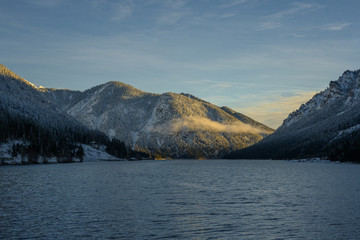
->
left=1, top=160, right=360, bottom=239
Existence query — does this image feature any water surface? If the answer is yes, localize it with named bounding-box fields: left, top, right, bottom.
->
left=1, top=160, right=360, bottom=239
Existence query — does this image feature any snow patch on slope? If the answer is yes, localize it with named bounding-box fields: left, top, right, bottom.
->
left=81, top=144, right=122, bottom=161
left=331, top=124, right=360, bottom=143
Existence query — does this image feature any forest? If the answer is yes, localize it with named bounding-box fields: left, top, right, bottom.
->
left=0, top=104, right=147, bottom=163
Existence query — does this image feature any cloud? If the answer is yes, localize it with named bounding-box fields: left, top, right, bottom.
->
left=161, top=0, right=187, bottom=9
left=238, top=91, right=317, bottom=128
left=183, top=79, right=234, bottom=90
left=110, top=3, right=133, bottom=21
left=156, top=0, right=189, bottom=25
left=218, top=13, right=236, bottom=19
left=324, top=22, right=351, bottom=31
left=221, top=0, right=251, bottom=8
left=24, top=0, right=64, bottom=7
left=259, top=2, right=323, bottom=30
left=151, top=116, right=271, bottom=135
left=92, top=0, right=133, bottom=22
left=158, top=11, right=187, bottom=25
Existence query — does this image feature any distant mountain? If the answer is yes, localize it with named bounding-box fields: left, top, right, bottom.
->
left=227, top=69, right=360, bottom=162
left=0, top=65, right=273, bottom=160
left=46, top=81, right=274, bottom=158
left=0, top=65, right=128, bottom=164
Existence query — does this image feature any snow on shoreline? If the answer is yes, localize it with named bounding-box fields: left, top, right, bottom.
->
left=81, top=144, right=124, bottom=162
left=0, top=141, right=123, bottom=165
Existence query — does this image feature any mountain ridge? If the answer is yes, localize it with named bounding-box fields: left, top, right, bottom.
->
left=227, top=69, right=360, bottom=162
left=0, top=65, right=129, bottom=164
left=0, top=65, right=274, bottom=159
left=52, top=82, right=274, bottom=158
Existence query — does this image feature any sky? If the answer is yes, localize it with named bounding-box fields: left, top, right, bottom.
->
left=1, top=0, right=359, bottom=128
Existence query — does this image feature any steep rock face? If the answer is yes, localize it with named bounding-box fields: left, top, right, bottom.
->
left=227, top=69, right=360, bottom=160
left=47, top=82, right=273, bottom=158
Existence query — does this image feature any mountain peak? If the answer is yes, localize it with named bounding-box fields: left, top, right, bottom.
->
left=104, top=81, right=148, bottom=98
left=0, top=64, right=23, bottom=80
left=0, top=64, right=37, bottom=89
left=335, top=69, right=360, bottom=90
left=281, top=69, right=360, bottom=128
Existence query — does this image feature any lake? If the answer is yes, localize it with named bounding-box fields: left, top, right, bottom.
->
left=1, top=160, right=360, bottom=239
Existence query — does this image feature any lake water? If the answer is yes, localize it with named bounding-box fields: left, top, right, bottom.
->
left=1, top=160, right=360, bottom=239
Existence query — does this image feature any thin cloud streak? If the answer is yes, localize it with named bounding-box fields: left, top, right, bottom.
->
left=221, top=0, right=250, bottom=8
left=324, top=22, right=351, bottom=31
left=259, top=2, right=323, bottom=30
left=24, top=0, right=64, bottom=7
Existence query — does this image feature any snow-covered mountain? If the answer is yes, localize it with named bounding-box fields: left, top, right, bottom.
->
left=227, top=69, right=360, bottom=161
left=0, top=64, right=75, bottom=128
left=281, top=69, right=360, bottom=129
left=0, top=65, right=273, bottom=159
left=0, top=65, right=128, bottom=164
left=45, top=81, right=273, bottom=158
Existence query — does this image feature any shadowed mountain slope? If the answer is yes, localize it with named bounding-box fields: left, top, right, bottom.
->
left=226, top=69, right=360, bottom=162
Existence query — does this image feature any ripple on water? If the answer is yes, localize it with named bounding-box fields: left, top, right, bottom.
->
left=1, top=160, right=360, bottom=239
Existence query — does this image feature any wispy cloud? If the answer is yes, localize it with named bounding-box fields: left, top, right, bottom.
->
left=183, top=79, right=235, bottom=90
left=238, top=91, right=317, bottom=128
left=324, top=22, right=351, bottom=31
left=160, top=0, right=187, bottom=9
left=259, top=2, right=323, bottom=30
left=218, top=13, right=236, bottom=19
left=24, top=0, right=64, bottom=7
left=92, top=0, right=133, bottom=22
left=110, top=2, right=133, bottom=21
left=156, top=0, right=189, bottom=25
left=221, top=0, right=250, bottom=8
left=158, top=11, right=188, bottom=25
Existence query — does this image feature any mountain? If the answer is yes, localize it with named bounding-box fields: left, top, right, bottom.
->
left=0, top=65, right=128, bottom=164
left=46, top=82, right=274, bottom=158
left=0, top=65, right=273, bottom=160
left=227, top=69, right=360, bottom=162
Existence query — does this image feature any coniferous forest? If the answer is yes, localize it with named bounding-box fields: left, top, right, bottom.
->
left=0, top=104, right=146, bottom=163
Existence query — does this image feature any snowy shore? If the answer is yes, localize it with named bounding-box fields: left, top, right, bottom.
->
left=0, top=141, right=123, bottom=165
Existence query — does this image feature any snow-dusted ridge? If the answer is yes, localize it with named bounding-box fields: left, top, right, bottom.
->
left=282, top=69, right=360, bottom=128
left=0, top=65, right=274, bottom=159
left=227, top=68, right=360, bottom=161
left=49, top=81, right=274, bottom=158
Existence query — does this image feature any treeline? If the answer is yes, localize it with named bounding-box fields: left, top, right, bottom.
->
left=0, top=104, right=145, bottom=163
left=225, top=127, right=360, bottom=163
left=225, top=102, right=360, bottom=163
left=327, top=129, right=360, bottom=163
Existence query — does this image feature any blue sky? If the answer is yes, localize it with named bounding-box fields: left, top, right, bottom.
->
left=1, top=0, right=359, bottom=128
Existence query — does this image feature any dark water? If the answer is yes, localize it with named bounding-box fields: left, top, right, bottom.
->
left=1, top=160, right=360, bottom=240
